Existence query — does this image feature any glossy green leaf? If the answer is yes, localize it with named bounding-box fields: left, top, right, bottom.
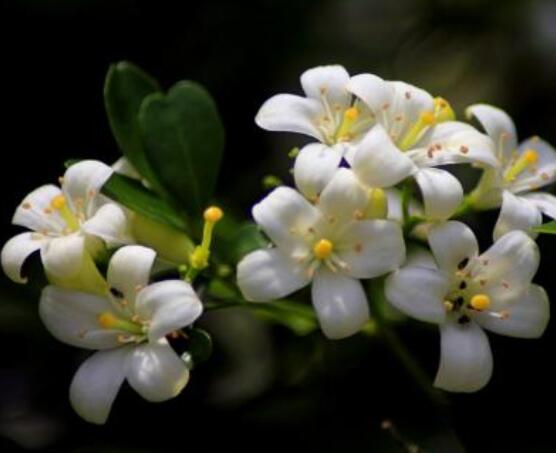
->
left=139, top=81, right=225, bottom=214
left=104, top=61, right=162, bottom=189
left=533, top=221, right=556, bottom=234
left=101, top=173, right=188, bottom=231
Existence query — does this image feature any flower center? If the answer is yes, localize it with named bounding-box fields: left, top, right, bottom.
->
left=469, top=294, right=491, bottom=311
left=335, top=107, right=360, bottom=142
left=50, top=195, right=80, bottom=232
left=97, top=311, right=145, bottom=335
left=503, top=148, right=539, bottom=182
left=313, top=238, right=334, bottom=260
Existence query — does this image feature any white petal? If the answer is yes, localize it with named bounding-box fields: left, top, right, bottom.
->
left=237, top=248, right=310, bottom=302
left=466, top=104, right=517, bottom=161
left=385, top=266, right=449, bottom=324
left=317, top=168, right=367, bottom=220
left=39, top=285, right=121, bottom=349
left=434, top=320, right=493, bottom=393
left=294, top=143, right=343, bottom=200
left=82, top=203, right=133, bottom=246
left=135, top=280, right=203, bottom=341
left=475, top=284, right=549, bottom=338
left=428, top=221, right=479, bottom=273
left=477, top=230, right=539, bottom=305
left=255, top=94, right=324, bottom=141
left=409, top=122, right=498, bottom=168
left=12, top=184, right=65, bottom=233
left=252, top=186, right=319, bottom=254
left=1, top=232, right=47, bottom=283
left=41, top=235, right=86, bottom=279
left=493, top=191, right=542, bottom=241
left=510, top=137, right=556, bottom=193
left=127, top=341, right=189, bottom=402
left=347, top=73, right=391, bottom=114
left=352, top=124, right=416, bottom=188
left=113, top=157, right=141, bottom=180
left=311, top=269, right=369, bottom=339
left=404, top=246, right=438, bottom=269
left=107, top=245, right=156, bottom=304
left=301, top=65, right=351, bottom=107
left=336, top=219, right=405, bottom=278
left=384, top=189, right=424, bottom=223
left=414, top=168, right=464, bottom=220
left=522, top=191, right=556, bottom=219
left=69, top=347, right=131, bottom=424
left=63, top=160, right=113, bottom=218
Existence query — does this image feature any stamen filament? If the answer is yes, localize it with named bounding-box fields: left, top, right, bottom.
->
left=51, top=195, right=80, bottom=231
left=399, top=110, right=436, bottom=151
left=504, top=149, right=539, bottom=182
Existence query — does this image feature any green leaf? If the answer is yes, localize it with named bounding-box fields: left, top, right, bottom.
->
left=104, top=61, right=162, bottom=189
left=533, top=221, right=556, bottom=234
left=186, top=327, right=213, bottom=366
left=214, top=219, right=269, bottom=264
left=101, top=173, right=188, bottom=231
left=139, top=81, right=225, bottom=214
left=251, top=300, right=317, bottom=336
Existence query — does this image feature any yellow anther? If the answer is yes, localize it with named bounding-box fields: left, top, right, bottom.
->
left=51, top=195, right=66, bottom=210
left=365, top=188, right=388, bottom=219
left=344, top=107, right=360, bottom=121
left=313, top=239, right=334, bottom=260
left=433, top=97, right=455, bottom=122
left=97, top=311, right=144, bottom=334
left=204, top=206, right=223, bottom=223
left=470, top=294, right=491, bottom=311
left=504, top=149, right=539, bottom=182
left=399, top=110, right=437, bottom=150
left=420, top=110, right=436, bottom=125
left=523, top=149, right=539, bottom=164
left=444, top=300, right=454, bottom=311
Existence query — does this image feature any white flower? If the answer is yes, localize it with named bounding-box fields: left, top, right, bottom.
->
left=467, top=104, right=556, bottom=239
left=237, top=169, right=405, bottom=339
left=1, top=160, right=132, bottom=283
left=347, top=75, right=498, bottom=220
left=385, top=221, right=549, bottom=392
left=256, top=65, right=375, bottom=200
left=39, top=245, right=203, bottom=424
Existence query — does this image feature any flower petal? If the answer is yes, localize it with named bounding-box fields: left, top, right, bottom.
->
left=428, top=221, right=479, bottom=273
left=127, top=341, right=189, bottom=402
left=39, top=285, right=121, bottom=349
left=107, top=245, right=156, bottom=304
left=478, top=230, right=539, bottom=306
left=336, top=219, right=405, bottom=278
left=465, top=104, right=517, bottom=162
left=317, top=168, right=367, bottom=221
left=352, top=124, right=416, bottom=188
left=385, top=266, right=449, bottom=324
left=135, top=280, right=203, bottom=342
left=69, top=347, right=131, bottom=424
left=294, top=143, right=343, bottom=200
left=434, top=320, right=493, bottom=393
left=113, top=157, right=141, bottom=180
left=1, top=232, right=47, bottom=283
left=414, top=168, right=464, bottom=220
left=493, top=191, right=542, bottom=241
left=237, top=248, right=310, bottom=302
left=300, top=65, right=351, bottom=107
left=41, top=235, right=86, bottom=279
left=522, top=191, right=556, bottom=219
left=252, top=186, right=319, bottom=254
left=509, top=137, right=556, bottom=193
left=409, top=121, right=498, bottom=168
left=475, top=284, right=549, bottom=338
left=12, top=184, right=65, bottom=233
left=82, top=203, right=133, bottom=246
left=255, top=94, right=324, bottom=141
left=63, top=160, right=113, bottom=218
left=311, top=269, right=369, bottom=339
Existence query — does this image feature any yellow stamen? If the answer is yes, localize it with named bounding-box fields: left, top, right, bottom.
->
left=97, top=311, right=144, bottom=334
left=365, top=188, right=388, bottom=219
left=504, top=149, right=539, bottom=182
left=50, top=195, right=79, bottom=231
left=190, top=206, right=225, bottom=270
left=399, top=110, right=436, bottom=151
left=433, top=97, right=455, bottom=122
left=335, top=107, right=360, bottom=141
left=313, top=239, right=334, bottom=260
left=444, top=300, right=454, bottom=311
left=470, top=294, right=491, bottom=311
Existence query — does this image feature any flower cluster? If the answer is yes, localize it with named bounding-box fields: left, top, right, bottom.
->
left=239, top=65, right=552, bottom=392
left=1, top=63, right=554, bottom=426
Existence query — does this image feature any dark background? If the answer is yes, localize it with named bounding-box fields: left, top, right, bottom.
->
left=2, top=0, right=556, bottom=451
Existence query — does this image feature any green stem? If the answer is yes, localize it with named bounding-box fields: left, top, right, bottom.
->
left=401, top=180, right=412, bottom=225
